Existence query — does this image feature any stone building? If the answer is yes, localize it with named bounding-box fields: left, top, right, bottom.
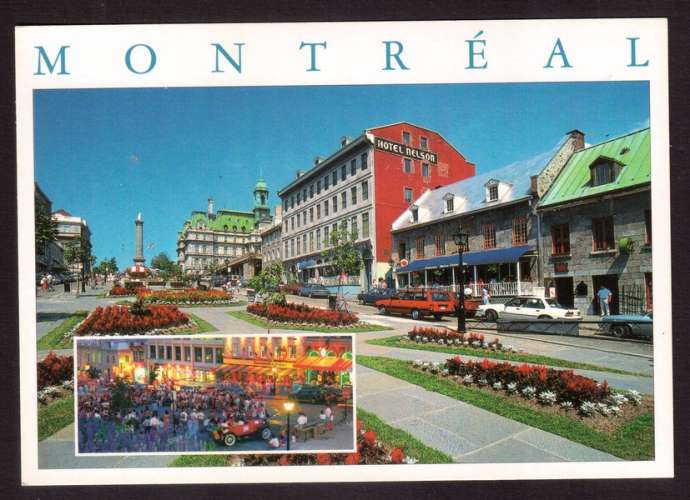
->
left=260, top=205, right=283, bottom=270
left=538, top=128, right=652, bottom=315
left=391, top=130, right=584, bottom=297
left=35, top=183, right=65, bottom=274
left=277, top=122, right=475, bottom=293
left=176, top=178, right=273, bottom=278
left=52, top=208, right=92, bottom=276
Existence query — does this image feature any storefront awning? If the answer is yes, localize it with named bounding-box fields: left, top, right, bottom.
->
left=294, top=356, right=352, bottom=372
left=297, top=259, right=318, bottom=271
left=395, top=245, right=535, bottom=273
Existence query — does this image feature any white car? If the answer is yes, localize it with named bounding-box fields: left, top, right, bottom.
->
left=477, top=296, right=582, bottom=322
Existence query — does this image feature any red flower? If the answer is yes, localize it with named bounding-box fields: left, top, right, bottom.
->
left=363, top=430, right=377, bottom=446
left=316, top=454, right=332, bottom=465
left=344, top=453, right=360, bottom=465
left=389, top=448, right=405, bottom=464
left=277, top=455, right=291, bottom=466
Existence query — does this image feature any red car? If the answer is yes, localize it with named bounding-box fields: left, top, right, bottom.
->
left=211, top=417, right=273, bottom=447
left=375, top=289, right=458, bottom=320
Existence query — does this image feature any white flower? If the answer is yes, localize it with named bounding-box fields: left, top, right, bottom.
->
left=471, top=341, right=481, bottom=348
left=442, top=368, right=450, bottom=377
left=610, top=393, right=628, bottom=406
left=403, top=456, right=419, bottom=464
left=579, top=401, right=597, bottom=416
left=506, top=382, right=518, bottom=394
left=537, top=390, right=557, bottom=405
left=421, top=337, right=429, bottom=343
left=481, top=342, right=489, bottom=349
left=609, top=405, right=622, bottom=416
left=463, top=341, right=470, bottom=346
left=454, top=338, right=462, bottom=345
left=478, top=378, right=489, bottom=387
left=627, top=390, right=642, bottom=405
left=597, top=402, right=612, bottom=416
left=521, top=386, right=536, bottom=399
left=560, top=401, right=574, bottom=410
left=414, top=335, right=422, bottom=343
left=492, top=381, right=503, bottom=391
left=437, top=339, right=445, bottom=345
left=462, top=374, right=474, bottom=385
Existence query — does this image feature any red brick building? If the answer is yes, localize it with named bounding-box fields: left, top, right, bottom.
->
left=278, top=121, right=474, bottom=291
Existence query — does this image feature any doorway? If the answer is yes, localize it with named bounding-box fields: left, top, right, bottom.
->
left=554, top=277, right=574, bottom=307
left=592, top=274, right=620, bottom=315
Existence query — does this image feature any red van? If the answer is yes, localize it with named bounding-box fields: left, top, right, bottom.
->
left=375, top=289, right=458, bottom=320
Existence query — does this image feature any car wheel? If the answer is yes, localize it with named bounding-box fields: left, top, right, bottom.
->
left=611, top=325, right=630, bottom=338
left=485, top=309, right=498, bottom=322
left=411, top=309, right=422, bottom=321
left=433, top=314, right=443, bottom=320
left=224, top=433, right=237, bottom=447
left=537, top=315, right=552, bottom=320
left=260, top=427, right=272, bottom=440
left=379, top=306, right=389, bottom=315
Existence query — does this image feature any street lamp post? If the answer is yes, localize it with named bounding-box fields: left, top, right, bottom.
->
left=453, top=230, right=469, bottom=334
left=283, top=400, right=295, bottom=451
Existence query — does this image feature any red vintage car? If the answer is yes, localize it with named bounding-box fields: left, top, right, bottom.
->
left=211, top=417, right=273, bottom=447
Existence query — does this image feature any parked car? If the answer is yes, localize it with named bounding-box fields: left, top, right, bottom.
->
left=375, top=289, right=458, bottom=320
left=477, top=296, right=582, bottom=322
left=599, top=311, right=653, bottom=339
left=210, top=416, right=273, bottom=447
left=307, top=283, right=330, bottom=298
left=357, top=287, right=395, bottom=305
left=288, top=384, right=342, bottom=404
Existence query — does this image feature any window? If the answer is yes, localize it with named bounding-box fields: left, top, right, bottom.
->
left=215, top=348, right=223, bottom=364
left=350, top=159, right=357, bottom=176
left=420, top=136, right=428, bottom=150
left=316, top=204, right=321, bottom=219
left=166, top=345, right=172, bottom=360
left=149, top=345, right=156, bottom=358
left=404, top=158, right=412, bottom=173
left=645, top=209, right=652, bottom=244
left=351, top=186, right=357, bottom=205
left=157, top=345, right=165, bottom=359
left=291, top=217, right=295, bottom=230
left=362, top=212, right=370, bottom=238
left=341, top=191, right=347, bottom=209
left=411, top=206, right=419, bottom=223
left=288, top=345, right=297, bottom=359
left=324, top=226, right=330, bottom=246
left=332, top=196, right=338, bottom=212
left=435, top=233, right=445, bottom=256
left=351, top=217, right=358, bottom=239
left=309, top=207, right=314, bottom=223
left=290, top=239, right=295, bottom=257
left=204, top=347, right=213, bottom=363
left=296, top=214, right=300, bottom=228
left=316, top=228, right=321, bottom=249
left=551, top=224, right=570, bottom=255
left=332, top=170, right=337, bottom=186
left=444, top=196, right=454, bottom=213
left=422, top=163, right=430, bottom=178
left=290, top=195, right=294, bottom=209
left=512, top=216, right=528, bottom=245
left=302, top=188, right=307, bottom=201
left=361, top=153, right=368, bottom=170
left=194, top=347, right=202, bottom=362
left=284, top=241, right=288, bottom=258
left=403, top=131, right=411, bottom=145
left=316, top=179, right=321, bottom=194
left=296, top=192, right=301, bottom=205
left=302, top=211, right=306, bottom=225
left=296, top=237, right=301, bottom=254
left=309, top=185, right=314, bottom=198
left=482, top=223, right=496, bottom=249
left=362, top=181, right=369, bottom=201
left=324, top=200, right=329, bottom=216
left=341, top=165, right=346, bottom=181
left=184, top=346, right=191, bottom=361
left=590, top=157, right=623, bottom=186
left=488, top=184, right=498, bottom=201
left=302, top=234, right=307, bottom=253
left=398, top=241, right=407, bottom=260
left=592, top=216, right=615, bottom=251
left=416, top=236, right=425, bottom=258
left=404, top=187, right=413, bottom=203
left=309, top=232, right=314, bottom=252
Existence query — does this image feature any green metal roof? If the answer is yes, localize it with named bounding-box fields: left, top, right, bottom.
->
left=184, top=210, right=257, bottom=234
left=539, top=128, right=650, bottom=208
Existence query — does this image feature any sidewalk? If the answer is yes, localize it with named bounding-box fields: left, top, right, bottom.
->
left=356, top=364, right=619, bottom=463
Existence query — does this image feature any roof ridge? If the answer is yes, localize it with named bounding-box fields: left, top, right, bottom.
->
left=575, top=127, right=650, bottom=154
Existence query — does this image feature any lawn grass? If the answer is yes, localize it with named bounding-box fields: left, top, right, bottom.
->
left=169, top=407, right=452, bottom=467
left=228, top=310, right=393, bottom=333
left=368, top=336, right=650, bottom=377
left=36, top=311, right=88, bottom=350
left=179, top=314, right=218, bottom=334
left=357, top=408, right=453, bottom=463
left=357, top=355, right=654, bottom=461
left=38, top=394, right=74, bottom=441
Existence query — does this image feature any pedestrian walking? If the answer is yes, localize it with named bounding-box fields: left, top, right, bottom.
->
left=597, top=285, right=613, bottom=316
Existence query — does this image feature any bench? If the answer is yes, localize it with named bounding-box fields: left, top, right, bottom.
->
left=294, top=422, right=327, bottom=442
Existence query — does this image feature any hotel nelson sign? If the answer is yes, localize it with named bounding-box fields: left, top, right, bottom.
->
left=374, top=137, right=438, bottom=164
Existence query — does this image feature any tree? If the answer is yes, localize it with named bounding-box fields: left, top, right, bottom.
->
left=63, top=234, right=92, bottom=293
left=34, top=200, right=57, bottom=257
left=321, top=221, right=362, bottom=303
left=248, top=261, right=285, bottom=305
left=151, top=252, right=182, bottom=281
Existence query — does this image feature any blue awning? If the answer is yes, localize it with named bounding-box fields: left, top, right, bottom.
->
left=395, top=245, right=535, bottom=273
left=297, top=259, right=318, bottom=271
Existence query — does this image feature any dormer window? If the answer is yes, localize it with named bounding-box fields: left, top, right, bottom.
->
left=410, top=204, right=419, bottom=223
left=443, top=193, right=455, bottom=213
left=486, top=181, right=499, bottom=202
left=590, top=156, right=624, bottom=186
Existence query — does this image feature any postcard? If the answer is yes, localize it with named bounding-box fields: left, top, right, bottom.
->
left=17, top=19, right=672, bottom=485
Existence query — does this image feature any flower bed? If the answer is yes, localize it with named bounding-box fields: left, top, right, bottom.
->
left=247, top=302, right=358, bottom=326
left=230, top=419, right=416, bottom=466
left=37, top=352, right=74, bottom=390
left=107, top=285, right=138, bottom=297
left=75, top=304, right=190, bottom=335
left=412, top=356, right=642, bottom=417
left=138, top=288, right=233, bottom=305
left=407, top=327, right=520, bottom=353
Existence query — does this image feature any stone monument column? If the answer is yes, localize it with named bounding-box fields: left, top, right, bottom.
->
left=134, top=212, right=145, bottom=264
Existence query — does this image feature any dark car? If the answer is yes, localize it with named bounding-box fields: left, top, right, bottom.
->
left=599, top=311, right=653, bottom=339
left=357, top=287, right=395, bottom=305
left=288, top=384, right=342, bottom=404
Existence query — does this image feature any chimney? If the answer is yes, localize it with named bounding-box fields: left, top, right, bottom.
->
left=340, top=136, right=352, bottom=147
left=296, top=170, right=305, bottom=178
left=530, top=175, right=538, bottom=195
left=313, top=156, right=325, bottom=166
left=207, top=197, right=214, bottom=216
left=566, top=129, right=585, bottom=151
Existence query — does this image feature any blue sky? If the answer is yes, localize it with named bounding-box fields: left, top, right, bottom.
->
left=34, top=82, right=649, bottom=268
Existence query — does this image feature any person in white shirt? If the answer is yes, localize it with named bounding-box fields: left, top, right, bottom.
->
left=296, top=413, right=308, bottom=427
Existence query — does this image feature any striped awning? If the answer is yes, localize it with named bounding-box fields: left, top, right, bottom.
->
left=294, top=355, right=352, bottom=372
